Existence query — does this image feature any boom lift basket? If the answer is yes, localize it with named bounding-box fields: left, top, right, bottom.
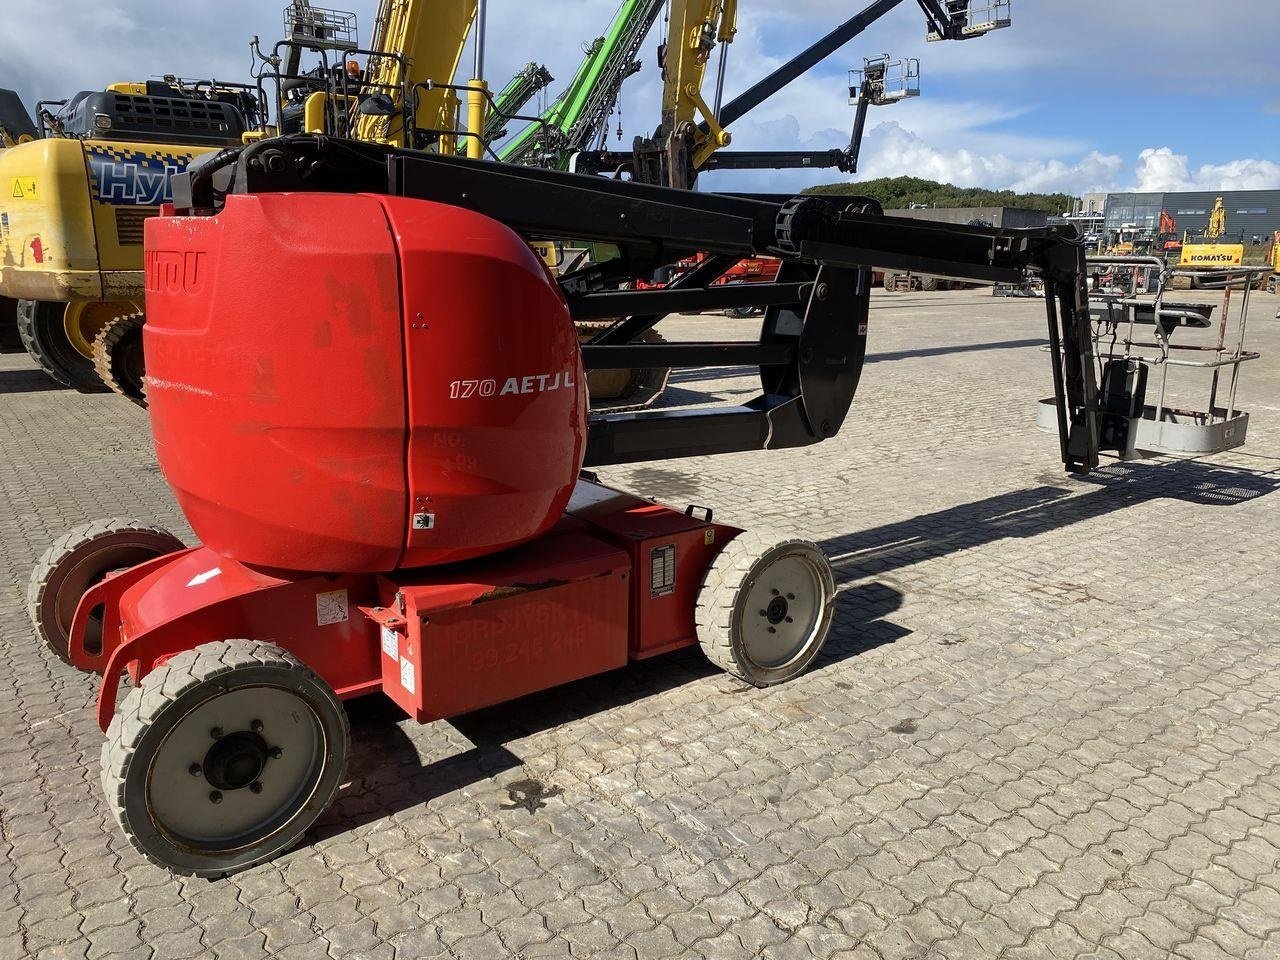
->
left=1037, top=256, right=1264, bottom=458
left=284, top=4, right=359, bottom=50
left=927, top=0, right=1012, bottom=41
left=848, top=57, right=920, bottom=106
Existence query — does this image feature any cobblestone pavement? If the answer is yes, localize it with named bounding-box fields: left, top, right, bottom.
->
left=3, top=289, right=1280, bottom=960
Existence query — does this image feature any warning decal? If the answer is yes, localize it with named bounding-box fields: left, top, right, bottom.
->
left=316, top=589, right=349, bottom=626
left=10, top=177, right=36, bottom=200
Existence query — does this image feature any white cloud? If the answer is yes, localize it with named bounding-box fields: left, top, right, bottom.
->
left=854, top=121, right=1123, bottom=195
left=1133, top=147, right=1280, bottom=193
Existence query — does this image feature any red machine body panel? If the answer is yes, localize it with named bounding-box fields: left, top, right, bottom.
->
left=385, top=196, right=586, bottom=567
left=75, top=481, right=730, bottom=731
left=144, top=193, right=408, bottom=572
left=375, top=525, right=630, bottom=721
left=78, top=546, right=383, bottom=730
left=144, top=193, right=585, bottom=574
left=566, top=484, right=738, bottom=658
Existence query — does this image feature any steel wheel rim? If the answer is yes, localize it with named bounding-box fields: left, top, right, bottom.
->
left=740, top=552, right=826, bottom=670
left=52, top=545, right=154, bottom=647
left=148, top=686, right=327, bottom=851
left=63, top=301, right=138, bottom=359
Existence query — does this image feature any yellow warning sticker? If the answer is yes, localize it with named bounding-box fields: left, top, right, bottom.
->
left=10, top=177, right=36, bottom=200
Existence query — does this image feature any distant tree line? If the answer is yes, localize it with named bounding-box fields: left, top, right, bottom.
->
left=804, top=176, right=1075, bottom=215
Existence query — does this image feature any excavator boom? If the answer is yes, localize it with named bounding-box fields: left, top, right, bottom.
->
left=354, top=0, right=477, bottom=145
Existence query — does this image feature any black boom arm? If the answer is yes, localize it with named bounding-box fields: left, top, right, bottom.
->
left=177, top=134, right=1100, bottom=474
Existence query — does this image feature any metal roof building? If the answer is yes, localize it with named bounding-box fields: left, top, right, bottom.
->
left=1103, top=189, right=1280, bottom=243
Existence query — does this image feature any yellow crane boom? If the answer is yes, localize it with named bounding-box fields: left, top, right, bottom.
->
left=354, top=0, right=478, bottom=147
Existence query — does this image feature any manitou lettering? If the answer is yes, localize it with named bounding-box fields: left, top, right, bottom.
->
left=449, top=370, right=576, bottom=399
left=145, top=250, right=207, bottom=295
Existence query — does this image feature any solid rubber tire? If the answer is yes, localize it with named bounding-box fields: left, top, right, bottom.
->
left=102, top=639, right=350, bottom=877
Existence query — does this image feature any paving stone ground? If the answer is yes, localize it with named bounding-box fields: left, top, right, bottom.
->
left=3, top=287, right=1280, bottom=960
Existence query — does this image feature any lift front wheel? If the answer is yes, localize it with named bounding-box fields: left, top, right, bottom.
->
left=28, top=518, right=185, bottom=666
left=102, top=640, right=349, bottom=877
left=696, top=532, right=836, bottom=687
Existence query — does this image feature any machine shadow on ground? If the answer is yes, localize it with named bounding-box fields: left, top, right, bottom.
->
left=822, top=457, right=1280, bottom=585
left=864, top=337, right=1048, bottom=364
left=310, top=581, right=907, bottom=843
left=0, top=369, right=67, bottom=394
left=657, top=334, right=1052, bottom=408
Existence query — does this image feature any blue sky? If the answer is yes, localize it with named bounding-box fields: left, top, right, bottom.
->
left=3, top=0, right=1276, bottom=196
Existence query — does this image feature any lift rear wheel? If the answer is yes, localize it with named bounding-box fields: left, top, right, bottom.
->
left=102, top=640, right=349, bottom=877
left=696, top=531, right=835, bottom=687
left=27, top=519, right=184, bottom=666
left=93, top=313, right=147, bottom=406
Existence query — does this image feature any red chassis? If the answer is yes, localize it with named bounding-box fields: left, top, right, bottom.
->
left=70, top=480, right=737, bottom=732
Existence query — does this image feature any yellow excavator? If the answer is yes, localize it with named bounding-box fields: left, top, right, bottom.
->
left=70, top=0, right=480, bottom=403
left=0, top=89, right=39, bottom=355
left=0, top=80, right=262, bottom=392
left=282, top=0, right=479, bottom=151
left=1177, top=197, right=1247, bottom=288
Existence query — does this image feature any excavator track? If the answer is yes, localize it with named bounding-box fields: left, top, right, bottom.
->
left=93, top=312, right=148, bottom=407
left=579, top=321, right=672, bottom=413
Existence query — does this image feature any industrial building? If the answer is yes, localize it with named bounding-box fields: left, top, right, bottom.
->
left=1102, top=189, right=1280, bottom=244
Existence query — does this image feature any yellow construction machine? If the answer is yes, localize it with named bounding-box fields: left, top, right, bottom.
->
left=1264, top=231, right=1280, bottom=294
left=20, top=0, right=479, bottom=403
left=0, top=89, right=39, bottom=355
left=0, top=80, right=262, bottom=392
left=1176, top=198, right=1247, bottom=288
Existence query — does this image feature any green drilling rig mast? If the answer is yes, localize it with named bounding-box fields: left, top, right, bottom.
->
left=498, top=0, right=664, bottom=166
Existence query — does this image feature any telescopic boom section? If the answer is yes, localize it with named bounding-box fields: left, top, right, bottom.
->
left=355, top=0, right=477, bottom=146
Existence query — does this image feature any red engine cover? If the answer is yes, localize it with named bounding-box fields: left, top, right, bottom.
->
left=144, top=193, right=585, bottom=573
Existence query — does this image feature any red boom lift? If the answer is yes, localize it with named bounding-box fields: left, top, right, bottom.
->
left=27, top=3, right=1115, bottom=878
left=27, top=136, right=1107, bottom=876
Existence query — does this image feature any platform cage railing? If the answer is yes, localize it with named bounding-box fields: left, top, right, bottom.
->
left=848, top=56, right=920, bottom=106
left=1038, top=255, right=1265, bottom=459
left=284, top=4, right=359, bottom=51
left=928, top=0, right=1012, bottom=40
